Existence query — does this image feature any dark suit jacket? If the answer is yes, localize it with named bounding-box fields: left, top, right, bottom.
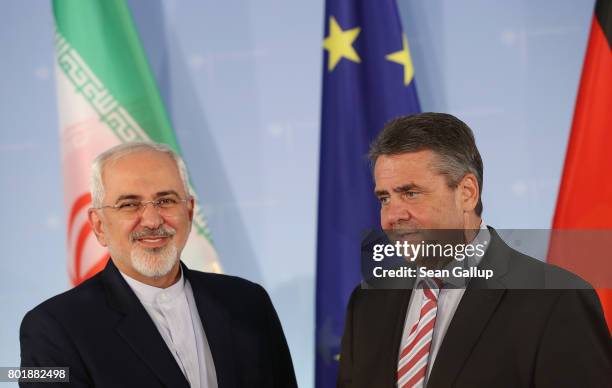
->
left=338, top=228, right=612, bottom=387
left=20, top=260, right=297, bottom=388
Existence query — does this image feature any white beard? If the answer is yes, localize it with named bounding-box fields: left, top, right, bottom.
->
left=130, top=242, right=178, bottom=278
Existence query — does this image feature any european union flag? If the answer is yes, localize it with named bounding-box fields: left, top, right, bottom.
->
left=315, top=0, right=421, bottom=386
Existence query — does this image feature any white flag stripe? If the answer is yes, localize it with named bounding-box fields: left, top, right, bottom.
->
left=53, top=7, right=221, bottom=284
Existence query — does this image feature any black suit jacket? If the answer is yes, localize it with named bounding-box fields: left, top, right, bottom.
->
left=20, top=260, right=297, bottom=388
left=338, top=228, right=612, bottom=387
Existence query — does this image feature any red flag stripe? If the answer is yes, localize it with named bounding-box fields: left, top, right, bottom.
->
left=549, top=2, right=612, bottom=332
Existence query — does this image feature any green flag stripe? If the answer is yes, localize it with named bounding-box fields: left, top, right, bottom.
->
left=52, top=0, right=178, bottom=151
left=55, top=31, right=149, bottom=143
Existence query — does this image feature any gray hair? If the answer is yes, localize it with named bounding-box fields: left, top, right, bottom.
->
left=90, top=142, right=191, bottom=208
left=369, top=112, right=484, bottom=216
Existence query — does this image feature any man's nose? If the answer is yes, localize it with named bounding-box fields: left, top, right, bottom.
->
left=382, top=200, right=412, bottom=229
left=139, top=202, right=164, bottom=229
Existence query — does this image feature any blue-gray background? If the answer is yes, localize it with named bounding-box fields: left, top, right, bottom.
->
left=0, top=1, right=595, bottom=386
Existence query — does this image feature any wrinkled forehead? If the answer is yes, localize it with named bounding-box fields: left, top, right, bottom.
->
left=374, top=151, right=439, bottom=179
left=101, top=150, right=185, bottom=199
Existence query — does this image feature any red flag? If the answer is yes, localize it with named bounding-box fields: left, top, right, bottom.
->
left=549, top=0, right=612, bottom=331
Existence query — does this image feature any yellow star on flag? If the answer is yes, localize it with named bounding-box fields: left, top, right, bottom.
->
left=385, top=33, right=414, bottom=86
left=323, top=16, right=361, bottom=72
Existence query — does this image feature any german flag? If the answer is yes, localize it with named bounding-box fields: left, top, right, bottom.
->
left=549, top=0, right=612, bottom=331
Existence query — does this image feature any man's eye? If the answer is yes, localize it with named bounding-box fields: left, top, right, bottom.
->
left=118, top=202, right=140, bottom=210
left=157, top=198, right=178, bottom=207
left=378, top=197, right=390, bottom=205
left=405, top=191, right=419, bottom=198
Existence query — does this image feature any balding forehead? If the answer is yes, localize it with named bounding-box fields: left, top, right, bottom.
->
left=101, top=150, right=183, bottom=190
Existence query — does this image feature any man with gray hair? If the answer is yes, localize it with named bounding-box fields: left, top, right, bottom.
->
left=20, top=142, right=297, bottom=388
left=338, top=113, right=611, bottom=387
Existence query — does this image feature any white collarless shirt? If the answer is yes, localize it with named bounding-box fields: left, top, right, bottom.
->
left=120, top=268, right=218, bottom=388
left=399, top=223, right=491, bottom=385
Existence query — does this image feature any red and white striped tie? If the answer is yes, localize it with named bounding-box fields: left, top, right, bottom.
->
left=396, top=278, right=440, bottom=388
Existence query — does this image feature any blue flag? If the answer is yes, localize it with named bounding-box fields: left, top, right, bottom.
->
left=315, top=0, right=421, bottom=386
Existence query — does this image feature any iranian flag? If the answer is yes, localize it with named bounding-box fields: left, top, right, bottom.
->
left=52, top=0, right=221, bottom=286
left=549, top=0, right=611, bottom=331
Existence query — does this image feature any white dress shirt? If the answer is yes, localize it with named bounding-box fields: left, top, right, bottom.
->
left=121, top=268, right=218, bottom=388
left=399, top=223, right=491, bottom=385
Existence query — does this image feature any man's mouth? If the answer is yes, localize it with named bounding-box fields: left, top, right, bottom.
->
left=134, top=235, right=171, bottom=248
left=394, top=230, right=418, bottom=237
left=389, top=230, right=421, bottom=241
left=131, top=227, right=176, bottom=249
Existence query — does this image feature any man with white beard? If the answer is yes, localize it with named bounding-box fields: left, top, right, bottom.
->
left=20, top=142, right=297, bottom=388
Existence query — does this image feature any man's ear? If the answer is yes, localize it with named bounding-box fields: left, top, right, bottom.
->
left=88, top=208, right=108, bottom=247
left=187, top=196, right=195, bottom=223
left=459, top=173, right=480, bottom=213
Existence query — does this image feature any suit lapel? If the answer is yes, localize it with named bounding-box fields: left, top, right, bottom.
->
left=426, top=228, right=509, bottom=387
left=358, top=287, right=413, bottom=386
left=184, top=265, right=236, bottom=388
left=102, top=260, right=190, bottom=388
left=426, top=286, right=505, bottom=387
left=387, top=288, right=414, bottom=384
